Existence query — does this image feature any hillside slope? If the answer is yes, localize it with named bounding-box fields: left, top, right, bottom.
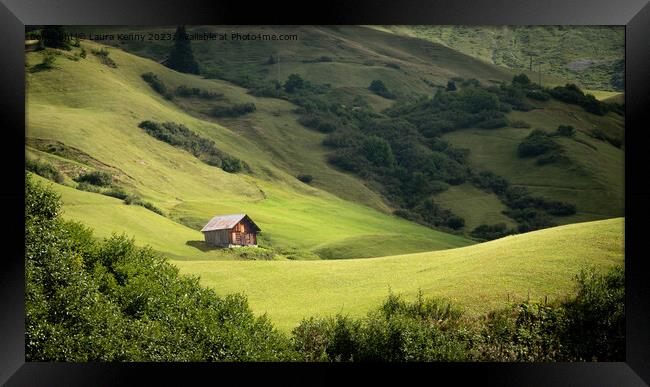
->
left=374, top=25, right=624, bottom=91
left=25, top=42, right=472, bottom=259
left=77, top=25, right=623, bottom=230
left=174, top=217, right=624, bottom=331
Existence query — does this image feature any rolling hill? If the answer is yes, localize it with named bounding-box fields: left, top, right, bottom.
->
left=173, top=217, right=624, bottom=331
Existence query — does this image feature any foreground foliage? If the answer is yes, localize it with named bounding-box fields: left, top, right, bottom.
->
left=293, top=265, right=624, bottom=362
left=26, top=176, right=295, bottom=361
left=26, top=176, right=623, bottom=362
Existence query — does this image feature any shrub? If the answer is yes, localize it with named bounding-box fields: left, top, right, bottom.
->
left=478, top=117, right=508, bottom=129
left=471, top=171, right=509, bottom=194
left=123, top=195, right=164, bottom=216
left=446, top=216, right=465, bottom=230
left=141, top=72, right=173, bottom=100
left=298, top=114, right=339, bottom=133
left=284, top=74, right=305, bottom=93
left=210, top=103, right=256, bottom=118
left=30, top=53, right=58, bottom=72
left=549, top=84, right=608, bottom=116
left=476, top=301, right=567, bottom=361
left=102, top=187, right=128, bottom=200
left=409, top=198, right=466, bottom=230
left=510, top=120, right=531, bottom=128
left=476, top=265, right=624, bottom=362
left=361, top=136, right=395, bottom=167
left=560, top=266, right=625, bottom=361
left=175, top=85, right=222, bottom=99
left=76, top=182, right=101, bottom=193
left=590, top=128, right=622, bottom=148
left=297, top=174, right=313, bottom=183
left=368, top=80, right=395, bottom=99
left=385, top=62, right=401, bottom=69
left=526, top=90, right=550, bottom=101
left=462, top=78, right=481, bottom=87
left=26, top=159, right=64, bottom=183
left=470, top=223, right=511, bottom=241
left=512, top=73, right=531, bottom=86
left=292, top=292, right=470, bottom=362
left=90, top=48, right=117, bottom=68
left=137, top=120, right=247, bottom=173
left=517, top=129, right=560, bottom=158
left=536, top=152, right=569, bottom=166
left=446, top=80, right=457, bottom=91
left=556, top=125, right=576, bottom=137
left=542, top=200, right=576, bottom=216
left=75, top=171, right=112, bottom=187
left=79, top=47, right=87, bottom=59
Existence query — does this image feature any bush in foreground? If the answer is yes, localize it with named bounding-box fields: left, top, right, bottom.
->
left=25, top=175, right=296, bottom=361
left=293, top=265, right=624, bottom=362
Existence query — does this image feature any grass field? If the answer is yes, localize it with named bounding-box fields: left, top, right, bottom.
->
left=172, top=217, right=624, bottom=331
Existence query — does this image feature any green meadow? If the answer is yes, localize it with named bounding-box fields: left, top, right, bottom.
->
left=173, top=218, right=624, bottom=331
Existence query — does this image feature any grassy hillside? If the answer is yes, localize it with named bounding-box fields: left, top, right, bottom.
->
left=25, top=43, right=472, bottom=259
left=173, top=217, right=624, bottom=331
left=70, top=26, right=623, bottom=230
left=27, top=25, right=624, bottom=244
left=72, top=25, right=516, bottom=95
left=440, top=99, right=624, bottom=226
left=374, top=25, right=624, bottom=91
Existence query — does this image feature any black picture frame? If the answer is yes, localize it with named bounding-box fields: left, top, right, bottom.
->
left=2, top=0, right=649, bottom=385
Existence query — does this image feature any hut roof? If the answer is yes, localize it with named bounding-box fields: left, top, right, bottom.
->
left=201, top=214, right=261, bottom=232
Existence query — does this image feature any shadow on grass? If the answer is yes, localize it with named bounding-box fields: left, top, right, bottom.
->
left=186, top=240, right=222, bottom=252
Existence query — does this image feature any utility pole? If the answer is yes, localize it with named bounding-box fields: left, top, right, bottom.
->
left=276, top=54, right=281, bottom=97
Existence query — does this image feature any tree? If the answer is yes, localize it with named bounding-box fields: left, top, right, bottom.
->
left=513, top=73, right=531, bottom=86
left=368, top=80, right=395, bottom=99
left=361, top=136, right=395, bottom=167
left=41, top=25, right=70, bottom=50
left=284, top=74, right=304, bottom=93
left=166, top=26, right=200, bottom=74
left=556, top=125, right=575, bottom=137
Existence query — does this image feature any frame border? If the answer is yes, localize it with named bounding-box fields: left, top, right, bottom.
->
left=2, top=0, right=649, bottom=385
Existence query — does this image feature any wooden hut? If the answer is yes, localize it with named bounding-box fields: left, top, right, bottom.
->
left=201, top=214, right=261, bottom=247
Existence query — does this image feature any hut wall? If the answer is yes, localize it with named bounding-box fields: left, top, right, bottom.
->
left=203, top=229, right=230, bottom=247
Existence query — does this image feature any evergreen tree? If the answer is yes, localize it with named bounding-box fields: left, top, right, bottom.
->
left=166, top=26, right=200, bottom=74
left=41, top=25, right=70, bottom=50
